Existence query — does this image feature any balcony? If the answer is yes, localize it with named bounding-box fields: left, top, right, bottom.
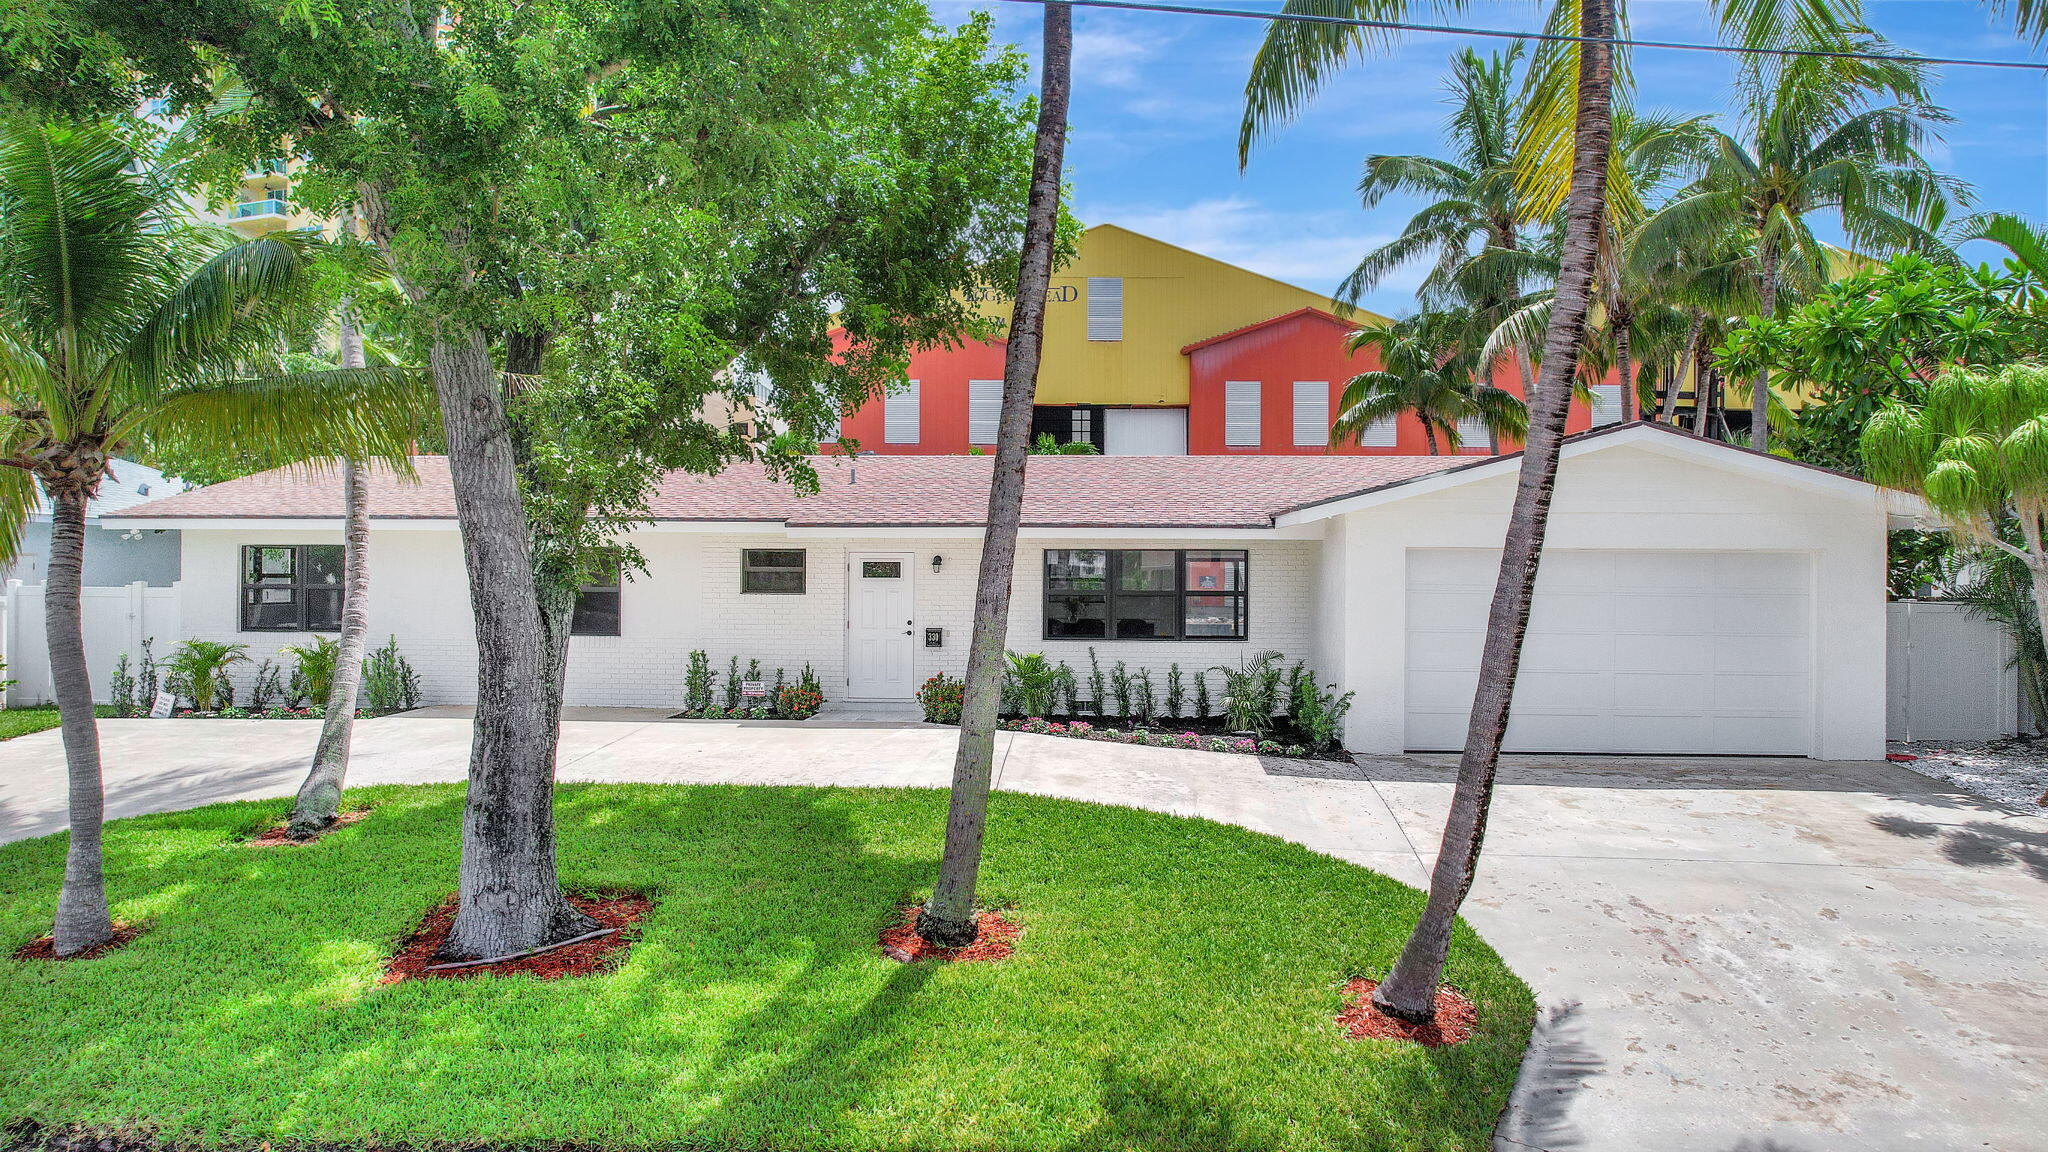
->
left=232, top=198, right=289, bottom=219
left=228, top=198, right=291, bottom=235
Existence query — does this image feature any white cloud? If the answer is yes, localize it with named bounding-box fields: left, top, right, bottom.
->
left=1074, top=24, right=1161, bottom=88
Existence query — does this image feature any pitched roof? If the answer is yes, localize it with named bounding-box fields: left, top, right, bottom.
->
left=111, top=454, right=1468, bottom=530
left=1178, top=306, right=1364, bottom=355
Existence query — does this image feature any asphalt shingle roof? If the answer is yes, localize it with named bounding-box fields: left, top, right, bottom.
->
left=112, top=454, right=1472, bottom=530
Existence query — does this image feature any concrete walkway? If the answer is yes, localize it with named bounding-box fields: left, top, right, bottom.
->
left=1, top=711, right=2042, bottom=1152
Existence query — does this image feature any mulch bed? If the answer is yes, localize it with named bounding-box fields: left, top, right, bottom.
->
left=878, top=904, right=1021, bottom=964
left=380, top=892, right=651, bottom=983
left=1335, top=978, right=1477, bottom=1047
left=12, top=922, right=146, bottom=962
left=246, top=808, right=371, bottom=846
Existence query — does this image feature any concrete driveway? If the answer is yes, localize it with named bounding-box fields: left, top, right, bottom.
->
left=1, top=709, right=2042, bottom=1152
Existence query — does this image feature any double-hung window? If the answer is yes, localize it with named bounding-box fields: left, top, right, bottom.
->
left=241, top=545, right=344, bottom=632
left=1043, top=549, right=1248, bottom=641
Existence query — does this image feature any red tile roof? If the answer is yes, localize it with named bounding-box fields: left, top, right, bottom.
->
left=112, top=454, right=1470, bottom=529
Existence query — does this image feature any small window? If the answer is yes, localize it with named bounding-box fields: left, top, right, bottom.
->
left=1086, top=277, right=1124, bottom=341
left=1043, top=549, right=1248, bottom=641
left=240, top=544, right=344, bottom=632
left=743, top=549, right=807, bottom=594
left=884, top=380, right=921, bottom=444
left=1291, top=381, right=1329, bottom=447
left=1224, top=381, right=1261, bottom=447
left=571, top=568, right=622, bottom=636
left=968, top=379, right=1003, bottom=444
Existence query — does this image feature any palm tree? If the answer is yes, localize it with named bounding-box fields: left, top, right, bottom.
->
left=0, top=119, right=421, bottom=954
left=1634, top=40, right=1960, bottom=450
left=916, top=1, right=1072, bottom=949
left=1334, top=312, right=1527, bottom=453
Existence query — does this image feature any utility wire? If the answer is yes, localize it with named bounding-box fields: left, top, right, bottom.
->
left=990, top=0, right=2048, bottom=71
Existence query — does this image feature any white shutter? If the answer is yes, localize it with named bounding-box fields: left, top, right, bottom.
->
left=884, top=380, right=920, bottom=445
left=1590, top=383, right=1623, bottom=426
left=1291, top=381, right=1330, bottom=447
left=968, top=379, right=1003, bottom=444
left=1455, top=415, right=1492, bottom=452
left=1356, top=417, right=1398, bottom=448
left=1086, top=277, right=1124, bottom=341
left=1224, top=381, right=1261, bottom=447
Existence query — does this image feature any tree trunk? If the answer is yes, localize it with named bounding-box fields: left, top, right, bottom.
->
left=1423, top=422, right=1442, bottom=455
left=1752, top=249, right=1777, bottom=452
left=1693, top=349, right=1715, bottom=437
left=1371, top=0, right=1615, bottom=1023
left=289, top=310, right=374, bottom=839
left=1664, top=312, right=1701, bottom=425
left=46, top=482, right=115, bottom=956
left=1613, top=303, right=1634, bottom=423
left=431, top=328, right=593, bottom=958
left=917, top=0, right=1072, bottom=949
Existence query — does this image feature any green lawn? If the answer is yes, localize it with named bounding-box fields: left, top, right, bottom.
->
left=0, top=705, right=119, bottom=741
left=0, top=784, right=1534, bottom=1151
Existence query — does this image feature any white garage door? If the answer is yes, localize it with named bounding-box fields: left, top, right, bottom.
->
left=1405, top=549, right=1813, bottom=755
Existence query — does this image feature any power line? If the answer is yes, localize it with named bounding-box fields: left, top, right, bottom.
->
left=989, top=0, right=2048, bottom=72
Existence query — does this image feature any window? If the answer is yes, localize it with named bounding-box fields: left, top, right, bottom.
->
left=1031, top=405, right=1105, bottom=451
left=1292, top=381, right=1330, bottom=447
left=240, top=545, right=344, bottom=632
left=1224, top=381, right=1261, bottom=447
left=1356, top=417, right=1398, bottom=448
left=884, top=380, right=920, bottom=444
left=1455, top=415, right=1493, bottom=454
left=968, top=379, right=1002, bottom=444
left=1589, top=383, right=1623, bottom=426
left=1043, top=549, right=1248, bottom=641
left=572, top=569, right=622, bottom=636
left=742, top=549, right=807, bottom=594
left=1086, top=276, right=1124, bottom=341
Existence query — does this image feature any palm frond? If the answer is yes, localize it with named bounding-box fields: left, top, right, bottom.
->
left=127, top=365, right=431, bottom=467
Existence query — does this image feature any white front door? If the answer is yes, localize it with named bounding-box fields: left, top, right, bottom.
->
left=846, top=552, right=916, bottom=699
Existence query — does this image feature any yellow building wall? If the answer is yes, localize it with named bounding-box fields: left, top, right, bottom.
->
left=972, top=224, right=1391, bottom=406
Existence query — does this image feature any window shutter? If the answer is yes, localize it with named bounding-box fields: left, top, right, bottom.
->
left=1455, top=415, right=1492, bottom=452
left=1590, top=383, right=1623, bottom=426
left=884, top=380, right=920, bottom=444
left=1224, top=381, right=1261, bottom=447
left=968, top=379, right=1003, bottom=444
left=1086, top=277, right=1123, bottom=341
left=1291, top=381, right=1330, bottom=447
left=1356, top=417, right=1398, bottom=448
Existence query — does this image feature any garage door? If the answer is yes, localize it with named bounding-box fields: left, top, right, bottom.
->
left=1405, top=550, right=1813, bottom=755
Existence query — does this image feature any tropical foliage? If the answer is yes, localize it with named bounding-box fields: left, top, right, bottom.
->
left=1335, top=313, right=1528, bottom=453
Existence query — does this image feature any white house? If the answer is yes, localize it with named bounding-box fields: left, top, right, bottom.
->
left=103, top=422, right=1916, bottom=759
left=6, top=458, right=185, bottom=588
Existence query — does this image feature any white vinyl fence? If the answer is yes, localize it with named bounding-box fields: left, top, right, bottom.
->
left=1886, top=600, right=2023, bottom=743
left=0, top=580, right=181, bottom=707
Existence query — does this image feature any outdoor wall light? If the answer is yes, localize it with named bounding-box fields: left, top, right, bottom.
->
left=931, top=555, right=944, bottom=573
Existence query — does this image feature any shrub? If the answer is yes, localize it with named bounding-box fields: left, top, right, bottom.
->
left=108, top=653, right=136, bottom=717
left=137, top=637, right=160, bottom=706
left=1194, top=667, right=1211, bottom=718
left=281, top=636, right=341, bottom=707
left=1005, top=652, right=1064, bottom=717
left=362, top=637, right=422, bottom=714
left=1109, top=660, right=1132, bottom=719
left=1212, top=650, right=1285, bottom=736
left=1165, top=663, right=1185, bottom=719
left=917, top=672, right=964, bottom=724
left=247, top=659, right=285, bottom=712
left=1086, top=647, right=1106, bottom=715
left=1055, top=660, right=1079, bottom=715
left=723, top=655, right=743, bottom=711
left=684, top=650, right=715, bottom=713
left=167, top=640, right=250, bottom=712
left=1293, top=679, right=1356, bottom=752
left=775, top=682, right=823, bottom=719
left=798, top=662, right=825, bottom=702
left=1133, top=667, right=1156, bottom=725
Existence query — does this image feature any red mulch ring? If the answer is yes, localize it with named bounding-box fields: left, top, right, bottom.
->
left=13, top=922, right=146, bottom=962
left=380, top=892, right=651, bottom=983
left=247, top=808, right=371, bottom=846
left=1335, top=978, right=1478, bottom=1047
left=878, top=904, right=1021, bottom=964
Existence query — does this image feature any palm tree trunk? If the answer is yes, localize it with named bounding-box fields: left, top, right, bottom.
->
left=47, top=482, right=115, bottom=956
left=917, top=0, right=1072, bottom=949
left=1664, top=312, right=1701, bottom=425
left=1423, top=422, right=1441, bottom=455
left=1752, top=248, right=1777, bottom=451
left=1613, top=304, right=1634, bottom=422
left=1371, top=0, right=1615, bottom=1023
left=1693, top=349, right=1715, bottom=437
left=288, top=310, right=373, bottom=839
left=431, top=328, right=594, bottom=959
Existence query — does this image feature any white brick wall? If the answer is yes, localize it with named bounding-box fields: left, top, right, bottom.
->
left=171, top=528, right=1327, bottom=711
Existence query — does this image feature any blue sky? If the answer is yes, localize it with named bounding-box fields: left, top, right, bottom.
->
left=934, top=1, right=2048, bottom=315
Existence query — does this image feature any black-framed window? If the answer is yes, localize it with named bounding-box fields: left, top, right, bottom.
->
left=742, top=548, right=806, bottom=594
left=240, top=545, right=344, bottom=632
left=571, top=568, right=622, bottom=636
left=1043, top=549, right=1248, bottom=641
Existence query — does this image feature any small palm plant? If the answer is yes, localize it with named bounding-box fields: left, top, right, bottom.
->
left=167, top=641, right=250, bottom=712
left=1212, top=650, right=1287, bottom=736
left=1004, top=651, right=1064, bottom=718
left=1336, top=312, right=1527, bottom=454
left=281, top=636, right=342, bottom=708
